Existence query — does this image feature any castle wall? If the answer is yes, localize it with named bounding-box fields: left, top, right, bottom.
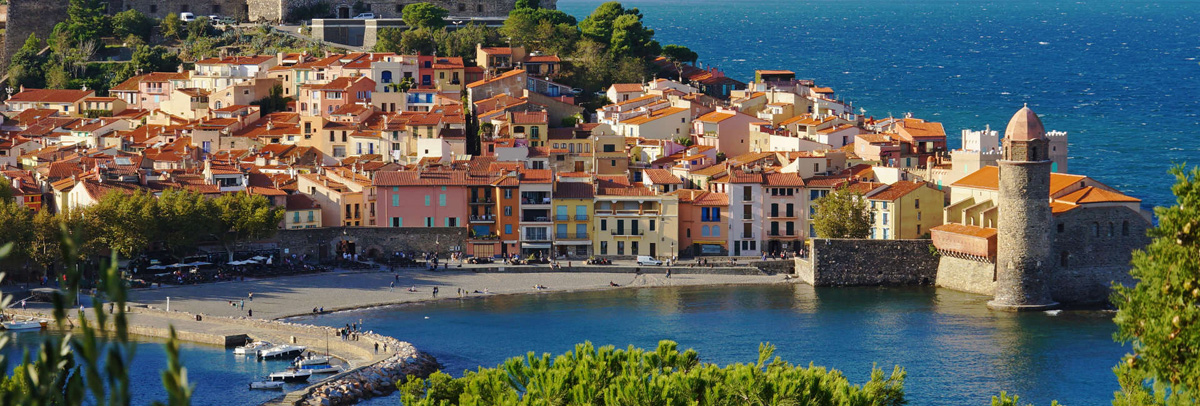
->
left=274, top=227, right=469, bottom=261
left=1048, top=205, right=1149, bottom=304
left=794, top=239, right=939, bottom=287
left=1, top=0, right=69, bottom=69
left=935, top=255, right=995, bottom=296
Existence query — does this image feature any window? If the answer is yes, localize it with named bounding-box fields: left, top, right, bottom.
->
left=600, top=241, right=608, bottom=255
left=308, top=212, right=314, bottom=222
left=915, top=199, right=920, bottom=209
left=701, top=226, right=709, bottom=237
left=425, top=217, right=434, bottom=227
left=392, top=195, right=399, bottom=206
left=391, top=217, right=402, bottom=227
left=1122, top=220, right=1130, bottom=236
left=504, top=189, right=513, bottom=199
left=446, top=217, right=458, bottom=227
left=743, top=205, right=752, bottom=220
left=882, top=213, right=889, bottom=225
left=458, top=3, right=466, bottom=12
left=712, top=226, right=720, bottom=237
left=150, top=4, right=157, bottom=13
left=743, top=186, right=752, bottom=201
left=505, top=224, right=513, bottom=234
left=649, top=219, right=656, bottom=231
left=1060, top=251, right=1069, bottom=267
left=631, top=242, right=639, bottom=256
left=504, top=206, right=512, bottom=216
left=293, top=212, right=300, bottom=223
left=439, top=194, right=447, bottom=206
left=477, top=4, right=483, bottom=12
left=576, top=224, right=586, bottom=237
left=425, top=195, right=431, bottom=206
left=882, top=228, right=889, bottom=239
left=1093, top=222, right=1100, bottom=237
left=600, top=219, right=607, bottom=231
left=617, top=241, right=625, bottom=255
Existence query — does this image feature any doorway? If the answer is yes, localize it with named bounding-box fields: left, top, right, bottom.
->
left=338, top=5, right=350, bottom=18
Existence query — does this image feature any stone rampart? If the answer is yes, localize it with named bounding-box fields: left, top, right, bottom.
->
left=274, top=227, right=468, bottom=261
left=795, top=239, right=939, bottom=287
left=934, top=255, right=995, bottom=296
left=1, top=0, right=68, bottom=68
left=461, top=265, right=766, bottom=276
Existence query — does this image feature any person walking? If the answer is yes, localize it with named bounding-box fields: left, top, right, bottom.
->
left=248, top=292, right=253, bottom=302
left=240, top=300, right=244, bottom=309
left=374, top=342, right=379, bottom=353
left=247, top=308, right=253, bottom=317
left=432, top=287, right=438, bottom=298
left=390, top=281, right=395, bottom=291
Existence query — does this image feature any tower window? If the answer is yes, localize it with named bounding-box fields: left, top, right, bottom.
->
left=1060, top=251, right=1069, bottom=268
left=1092, top=222, right=1100, bottom=237
left=1122, top=220, right=1130, bottom=236
left=1108, top=222, right=1115, bottom=237
left=1056, top=223, right=1064, bottom=233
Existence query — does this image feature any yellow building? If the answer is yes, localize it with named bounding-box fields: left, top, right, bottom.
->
left=552, top=180, right=595, bottom=258
left=592, top=176, right=680, bottom=259
left=284, top=194, right=323, bottom=229
left=851, top=181, right=944, bottom=239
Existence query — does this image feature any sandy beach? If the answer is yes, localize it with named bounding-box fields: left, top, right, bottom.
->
left=126, top=268, right=792, bottom=320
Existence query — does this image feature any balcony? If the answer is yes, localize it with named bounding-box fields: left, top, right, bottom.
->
left=523, top=233, right=551, bottom=241
left=469, top=233, right=500, bottom=241
left=521, top=216, right=552, bottom=223
left=612, top=231, right=645, bottom=237
left=521, top=198, right=551, bottom=206
left=767, top=212, right=798, bottom=219
left=555, top=214, right=569, bottom=221
left=574, top=214, right=589, bottom=221
left=470, top=214, right=495, bottom=223
left=555, top=232, right=589, bottom=240
left=470, top=198, right=494, bottom=205
left=741, top=232, right=754, bottom=239
left=767, top=231, right=800, bottom=239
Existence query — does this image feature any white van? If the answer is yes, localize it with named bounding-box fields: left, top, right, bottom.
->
left=636, top=256, right=663, bottom=266
left=180, top=12, right=196, bottom=22
left=352, top=13, right=376, bottom=19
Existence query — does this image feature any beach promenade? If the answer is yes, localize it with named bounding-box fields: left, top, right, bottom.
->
left=124, top=268, right=790, bottom=320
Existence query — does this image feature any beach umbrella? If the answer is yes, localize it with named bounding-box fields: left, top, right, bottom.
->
left=146, top=265, right=167, bottom=270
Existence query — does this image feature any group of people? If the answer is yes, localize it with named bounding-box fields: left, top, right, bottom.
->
left=340, top=322, right=364, bottom=341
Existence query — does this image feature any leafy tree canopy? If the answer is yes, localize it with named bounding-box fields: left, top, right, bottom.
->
left=112, top=9, right=155, bottom=42
left=662, top=44, right=698, bottom=64
left=7, top=33, right=47, bottom=89
left=402, top=3, right=449, bottom=30
left=398, top=340, right=907, bottom=406
left=812, top=186, right=871, bottom=239
left=1112, top=165, right=1200, bottom=405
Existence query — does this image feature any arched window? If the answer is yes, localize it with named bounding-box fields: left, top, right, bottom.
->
left=1092, top=222, right=1100, bottom=237
left=1108, top=222, right=1114, bottom=237
left=214, top=100, right=222, bottom=109
left=1122, top=220, right=1130, bottom=236
left=381, top=70, right=393, bottom=84
left=712, top=226, right=720, bottom=237
left=701, top=226, right=709, bottom=237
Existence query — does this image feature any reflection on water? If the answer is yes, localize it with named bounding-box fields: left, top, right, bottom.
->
left=309, top=285, right=1125, bottom=406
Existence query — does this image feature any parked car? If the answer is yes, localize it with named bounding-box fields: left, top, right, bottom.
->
left=636, top=256, right=663, bottom=266
left=352, top=13, right=376, bottom=19
left=207, top=15, right=221, bottom=21
left=180, top=12, right=196, bottom=22
left=219, top=17, right=237, bottom=25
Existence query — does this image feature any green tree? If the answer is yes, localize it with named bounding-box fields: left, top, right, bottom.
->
left=0, top=201, right=34, bottom=273
left=156, top=189, right=220, bottom=260
left=251, top=83, right=293, bottom=115
left=399, top=28, right=438, bottom=55
left=111, top=45, right=182, bottom=88
left=161, top=14, right=184, bottom=40
left=812, top=186, right=871, bottom=239
left=54, top=0, right=110, bottom=47
left=578, top=1, right=627, bottom=43
left=662, top=44, right=698, bottom=64
left=399, top=341, right=907, bottom=406
left=0, top=182, right=11, bottom=204
left=514, top=0, right=539, bottom=10
left=112, top=9, right=154, bottom=42
left=212, top=192, right=285, bottom=261
left=29, top=209, right=61, bottom=276
left=402, top=3, right=448, bottom=30
left=609, top=13, right=658, bottom=58
left=7, top=33, right=47, bottom=89
left=89, top=190, right=159, bottom=259
left=1112, top=165, right=1200, bottom=405
left=674, top=135, right=694, bottom=146
left=186, top=17, right=216, bottom=41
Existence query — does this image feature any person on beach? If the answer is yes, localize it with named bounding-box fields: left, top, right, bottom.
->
left=390, top=281, right=395, bottom=291
left=248, top=292, right=253, bottom=301
left=432, top=287, right=438, bottom=298
left=240, top=300, right=244, bottom=309
left=374, top=342, right=379, bottom=353
left=248, top=309, right=253, bottom=317
left=666, top=269, right=672, bottom=279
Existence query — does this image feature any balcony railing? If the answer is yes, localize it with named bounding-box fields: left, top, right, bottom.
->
left=521, top=198, right=551, bottom=205
left=612, top=231, right=645, bottom=237
left=767, top=212, right=797, bottom=219
left=470, top=214, right=495, bottom=222
left=741, top=232, right=754, bottom=239
left=469, top=233, right=500, bottom=240
left=555, top=214, right=569, bottom=221
left=524, top=234, right=551, bottom=241
left=574, top=214, right=589, bottom=221
left=555, top=232, right=589, bottom=240
left=521, top=216, right=552, bottom=222
left=470, top=198, right=494, bottom=204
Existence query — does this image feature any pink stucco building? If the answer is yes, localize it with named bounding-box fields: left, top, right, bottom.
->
left=374, top=170, right=473, bottom=229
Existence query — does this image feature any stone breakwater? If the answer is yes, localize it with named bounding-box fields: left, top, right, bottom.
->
left=295, top=336, right=439, bottom=406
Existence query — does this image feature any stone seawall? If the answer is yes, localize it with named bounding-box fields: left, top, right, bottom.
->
left=795, top=239, right=939, bottom=287
left=275, top=227, right=468, bottom=262
left=935, top=255, right=996, bottom=296
left=462, top=265, right=768, bottom=276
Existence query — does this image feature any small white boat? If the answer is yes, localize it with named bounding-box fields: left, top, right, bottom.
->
left=258, top=345, right=306, bottom=360
left=2, top=319, right=47, bottom=331
left=294, top=355, right=332, bottom=366
left=234, top=341, right=271, bottom=355
left=268, top=368, right=312, bottom=383
left=300, top=364, right=343, bottom=374
left=248, top=381, right=285, bottom=390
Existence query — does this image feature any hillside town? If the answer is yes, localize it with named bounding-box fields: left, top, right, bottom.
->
left=0, top=49, right=1153, bottom=266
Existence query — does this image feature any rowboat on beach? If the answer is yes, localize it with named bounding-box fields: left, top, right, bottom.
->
left=2, top=318, right=48, bottom=331
left=248, top=381, right=285, bottom=390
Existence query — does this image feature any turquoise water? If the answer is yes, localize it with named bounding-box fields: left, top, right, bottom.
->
left=304, top=285, right=1125, bottom=406
left=1, top=331, right=309, bottom=405
left=559, top=0, right=1200, bottom=209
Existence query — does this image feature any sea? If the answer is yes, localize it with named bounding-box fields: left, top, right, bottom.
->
left=559, top=0, right=1200, bottom=210
left=306, top=285, right=1126, bottom=406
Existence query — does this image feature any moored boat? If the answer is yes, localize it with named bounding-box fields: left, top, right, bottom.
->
left=234, top=341, right=271, bottom=355
left=248, top=381, right=285, bottom=390
left=2, top=319, right=47, bottom=331
left=294, top=354, right=331, bottom=366
left=299, top=364, right=343, bottom=374
left=268, top=368, right=312, bottom=383
left=257, top=345, right=306, bottom=360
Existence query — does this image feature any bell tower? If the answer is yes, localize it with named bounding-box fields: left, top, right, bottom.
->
left=989, top=105, right=1058, bottom=311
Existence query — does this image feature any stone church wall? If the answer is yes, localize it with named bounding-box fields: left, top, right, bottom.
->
left=795, top=239, right=940, bottom=287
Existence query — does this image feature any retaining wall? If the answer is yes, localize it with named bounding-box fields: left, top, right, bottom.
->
left=795, top=239, right=939, bottom=287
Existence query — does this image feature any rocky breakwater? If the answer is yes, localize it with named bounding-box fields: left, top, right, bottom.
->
left=296, top=334, right=439, bottom=406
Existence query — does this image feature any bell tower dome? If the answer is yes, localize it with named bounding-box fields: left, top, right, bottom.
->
left=1002, top=105, right=1050, bottom=162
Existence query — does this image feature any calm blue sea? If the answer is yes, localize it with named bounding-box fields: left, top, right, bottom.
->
left=559, top=0, right=1200, bottom=209
left=306, top=285, right=1125, bottom=406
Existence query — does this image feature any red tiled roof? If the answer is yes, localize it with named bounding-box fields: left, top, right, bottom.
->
left=609, top=83, right=642, bottom=93
left=554, top=182, right=594, bottom=199
left=195, top=55, right=275, bottom=65
left=868, top=180, right=926, bottom=201
left=9, top=89, right=92, bottom=104
left=644, top=169, right=683, bottom=184
left=1056, top=186, right=1141, bottom=204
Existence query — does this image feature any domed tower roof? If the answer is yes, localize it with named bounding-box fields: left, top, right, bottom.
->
left=1004, top=105, right=1046, bottom=141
